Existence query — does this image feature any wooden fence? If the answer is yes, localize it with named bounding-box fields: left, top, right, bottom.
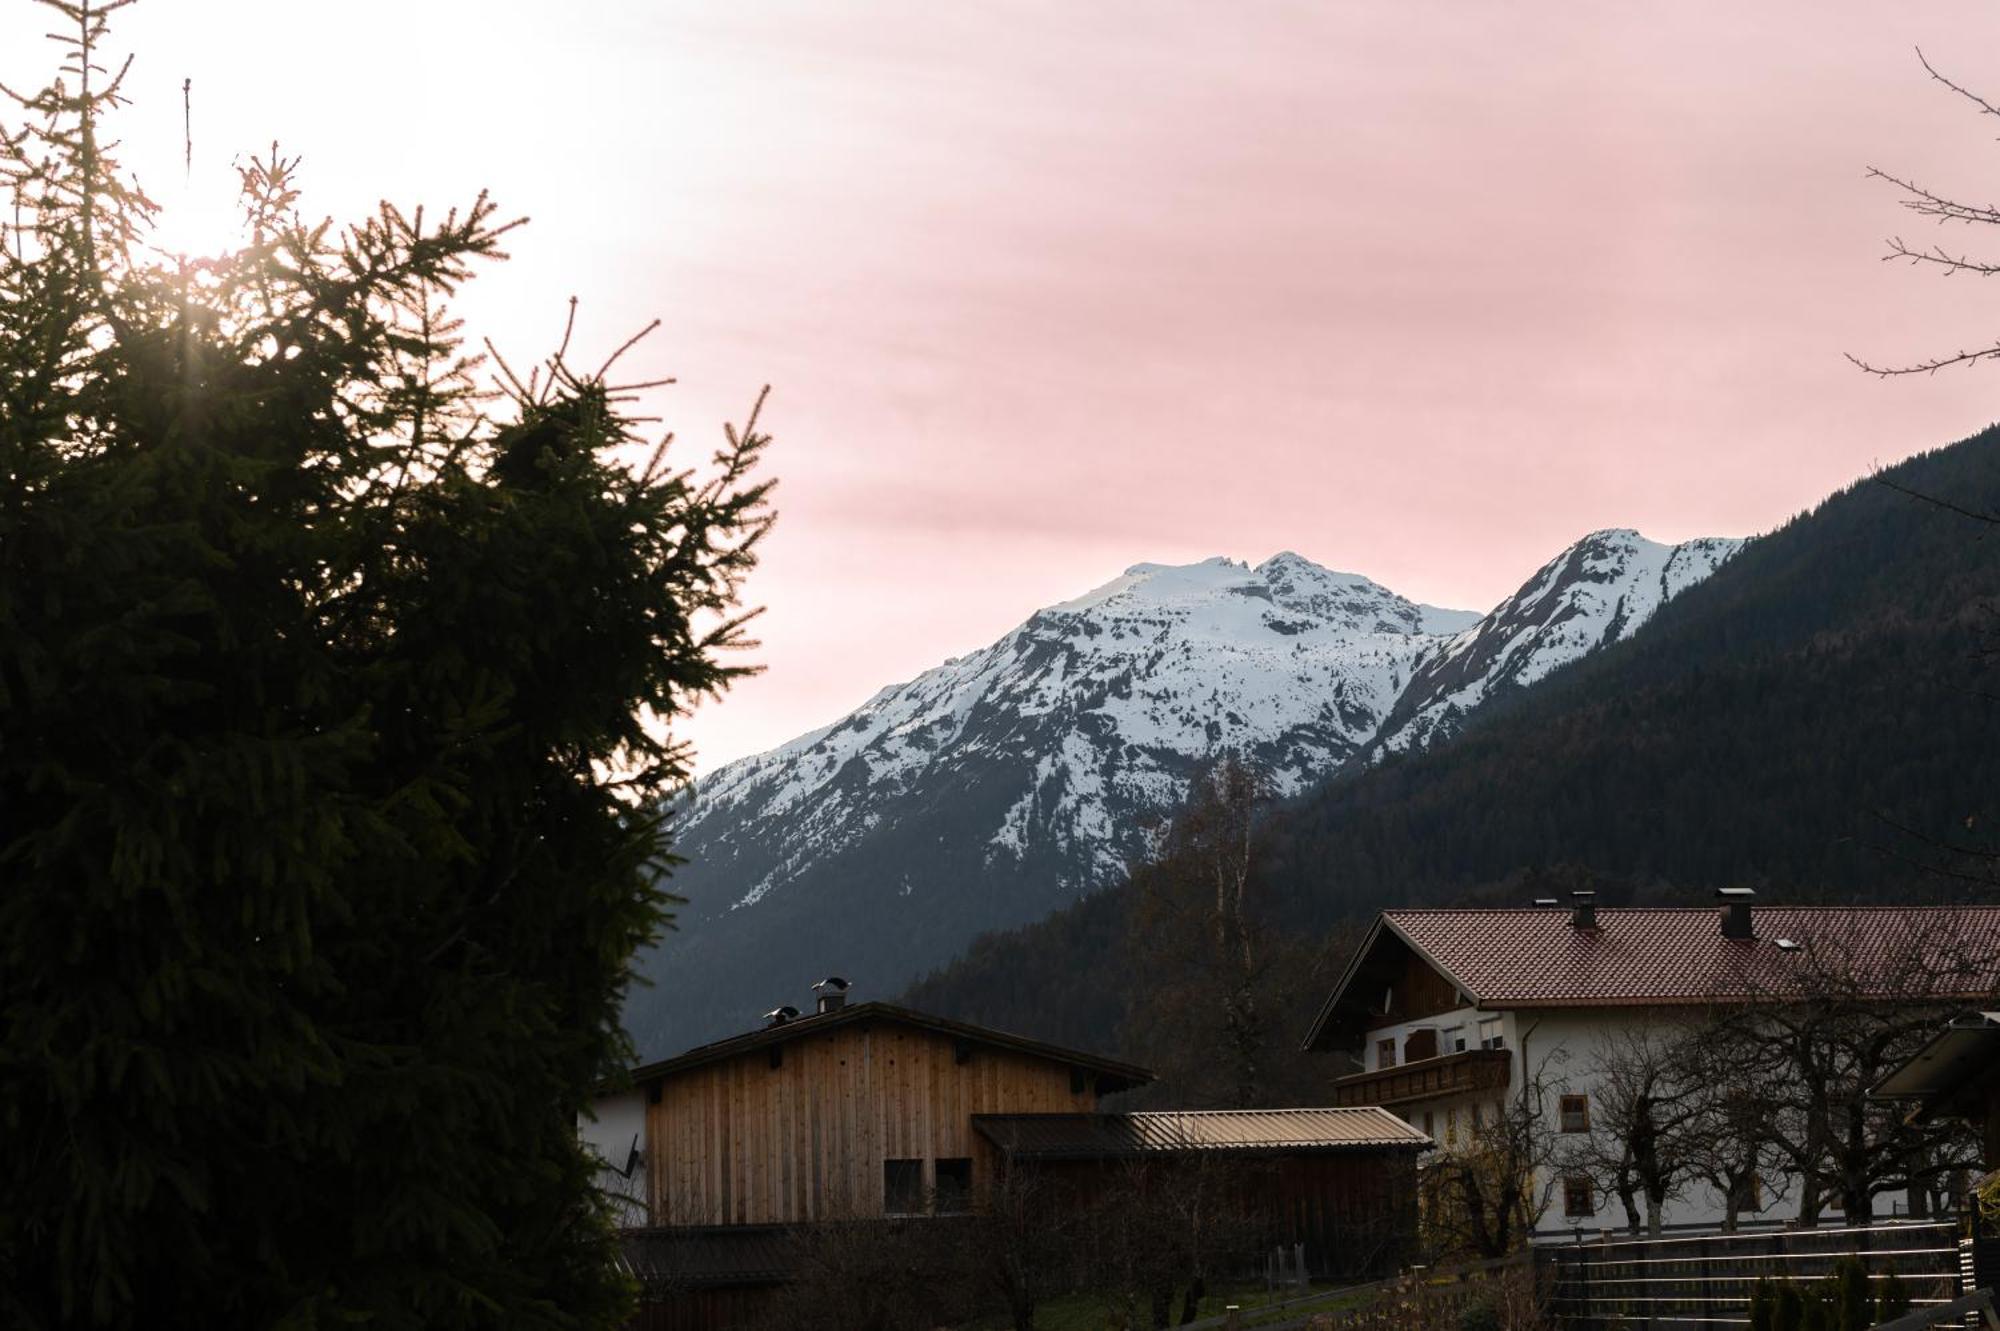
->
left=1545, top=1220, right=1965, bottom=1328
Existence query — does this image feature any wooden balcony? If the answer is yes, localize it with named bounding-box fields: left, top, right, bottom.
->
left=1330, top=1049, right=1511, bottom=1109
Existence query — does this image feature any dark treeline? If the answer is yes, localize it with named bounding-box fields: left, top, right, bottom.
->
left=906, top=427, right=2000, bottom=1066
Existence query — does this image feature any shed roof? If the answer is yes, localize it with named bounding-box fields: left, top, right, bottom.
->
left=624, top=1001, right=1153, bottom=1094
left=1305, top=905, right=2000, bottom=1051
left=973, top=1107, right=1431, bottom=1160
left=1872, top=1011, right=2000, bottom=1119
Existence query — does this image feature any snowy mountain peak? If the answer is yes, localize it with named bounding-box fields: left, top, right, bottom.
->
left=629, top=530, right=1741, bottom=1053
left=1376, top=528, right=1743, bottom=753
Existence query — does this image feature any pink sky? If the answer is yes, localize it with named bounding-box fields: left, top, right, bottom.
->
left=9, top=2, right=2000, bottom=771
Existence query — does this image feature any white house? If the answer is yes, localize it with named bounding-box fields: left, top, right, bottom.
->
left=1302, top=891, right=2000, bottom=1238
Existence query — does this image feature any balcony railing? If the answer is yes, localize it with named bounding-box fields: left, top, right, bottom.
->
left=1330, top=1048, right=1511, bottom=1108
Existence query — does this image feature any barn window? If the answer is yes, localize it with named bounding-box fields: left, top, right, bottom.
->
left=883, top=1159, right=923, bottom=1215
left=1559, top=1095, right=1590, bottom=1133
left=1477, top=1018, right=1504, bottom=1050
left=1377, top=1039, right=1397, bottom=1069
left=1563, top=1176, right=1595, bottom=1217
left=934, top=1158, right=973, bottom=1214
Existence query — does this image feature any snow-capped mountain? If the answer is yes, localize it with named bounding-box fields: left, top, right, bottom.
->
left=1375, top=529, right=1743, bottom=754
left=624, top=530, right=1738, bottom=1056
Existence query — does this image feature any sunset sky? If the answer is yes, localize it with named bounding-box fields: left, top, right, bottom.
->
left=9, top=1, right=2000, bottom=771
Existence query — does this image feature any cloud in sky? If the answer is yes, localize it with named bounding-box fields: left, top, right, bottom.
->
left=8, top=1, right=2000, bottom=769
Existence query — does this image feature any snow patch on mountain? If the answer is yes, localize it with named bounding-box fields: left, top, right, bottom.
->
left=1376, top=529, right=1742, bottom=754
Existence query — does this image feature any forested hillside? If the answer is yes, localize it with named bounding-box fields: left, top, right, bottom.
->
left=905, top=427, right=2000, bottom=1059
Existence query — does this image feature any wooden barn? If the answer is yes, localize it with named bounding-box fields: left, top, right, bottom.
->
left=974, top=1107, right=1428, bottom=1278
left=590, top=985, right=1428, bottom=1328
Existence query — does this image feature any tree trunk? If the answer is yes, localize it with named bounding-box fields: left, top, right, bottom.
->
left=1644, top=1191, right=1665, bottom=1238
left=1178, top=1276, right=1206, bottom=1325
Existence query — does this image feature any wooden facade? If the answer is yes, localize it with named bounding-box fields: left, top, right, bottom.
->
left=641, top=1008, right=1129, bottom=1226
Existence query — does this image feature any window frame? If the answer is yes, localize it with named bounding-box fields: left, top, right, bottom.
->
left=1377, top=1038, right=1398, bottom=1069
left=883, top=1157, right=924, bottom=1217
left=1563, top=1175, right=1595, bottom=1218
left=1477, top=1017, right=1504, bottom=1051
left=1559, top=1094, right=1591, bottom=1134
left=933, top=1157, right=973, bottom=1215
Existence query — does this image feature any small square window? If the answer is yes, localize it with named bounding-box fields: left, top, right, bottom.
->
left=1478, top=1018, right=1504, bottom=1050
left=884, top=1158, right=923, bottom=1215
left=934, top=1158, right=972, bottom=1214
left=1563, top=1175, right=1595, bottom=1217
left=1559, top=1094, right=1590, bottom=1133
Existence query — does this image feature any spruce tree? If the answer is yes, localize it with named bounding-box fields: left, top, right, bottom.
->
left=0, top=4, right=773, bottom=1327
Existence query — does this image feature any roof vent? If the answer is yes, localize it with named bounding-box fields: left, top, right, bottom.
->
left=1532, top=897, right=1559, bottom=908
left=812, top=976, right=850, bottom=1015
left=1718, top=887, right=1755, bottom=941
left=763, top=1005, right=800, bottom=1028
left=1569, top=890, right=1598, bottom=931
left=1775, top=938, right=1801, bottom=953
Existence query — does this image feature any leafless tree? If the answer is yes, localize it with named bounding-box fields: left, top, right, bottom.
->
left=1121, top=755, right=1335, bottom=1109
left=1421, top=1057, right=1565, bottom=1259
left=1703, top=911, right=1995, bottom=1223
left=1564, top=1026, right=1710, bottom=1236
left=1852, top=49, right=2000, bottom=391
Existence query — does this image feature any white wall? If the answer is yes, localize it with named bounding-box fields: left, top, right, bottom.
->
left=1357, top=1005, right=1828, bottom=1239
left=579, top=1088, right=649, bottom=1226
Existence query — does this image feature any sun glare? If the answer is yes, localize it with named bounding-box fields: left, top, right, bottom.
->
left=150, top=179, right=245, bottom=263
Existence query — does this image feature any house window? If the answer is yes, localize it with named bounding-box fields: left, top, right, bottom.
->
left=1563, top=1176, right=1595, bottom=1217
left=1478, top=1017, right=1504, bottom=1050
left=934, top=1157, right=973, bottom=1214
left=1445, top=1107, right=1457, bottom=1146
left=1377, top=1038, right=1398, bottom=1069
left=1471, top=1101, right=1485, bottom=1129
left=1445, top=1026, right=1466, bottom=1053
left=1559, top=1094, right=1590, bottom=1133
left=1422, top=1111, right=1435, bottom=1138
left=883, top=1159, right=924, bottom=1215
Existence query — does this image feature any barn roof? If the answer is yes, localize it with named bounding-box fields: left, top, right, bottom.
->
left=972, top=1107, right=1431, bottom=1160
left=624, top=1000, right=1153, bottom=1094
left=1304, top=904, right=2000, bottom=1052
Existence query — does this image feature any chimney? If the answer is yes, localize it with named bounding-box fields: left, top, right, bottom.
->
left=763, top=1004, right=800, bottom=1029
left=812, top=976, right=851, bottom=1015
left=1568, top=890, right=1598, bottom=931
left=1532, top=897, right=1559, bottom=908
left=1718, top=887, right=1755, bottom=941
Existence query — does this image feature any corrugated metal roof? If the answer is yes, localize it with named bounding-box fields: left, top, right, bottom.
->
left=617, top=1226, right=797, bottom=1290
left=1306, top=906, right=2000, bottom=1050
left=973, top=1107, right=1431, bottom=1159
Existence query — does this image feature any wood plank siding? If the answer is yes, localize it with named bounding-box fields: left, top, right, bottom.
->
left=646, top=1017, right=1100, bottom=1225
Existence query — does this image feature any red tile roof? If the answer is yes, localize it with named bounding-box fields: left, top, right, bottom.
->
left=1305, top=905, right=2000, bottom=1051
